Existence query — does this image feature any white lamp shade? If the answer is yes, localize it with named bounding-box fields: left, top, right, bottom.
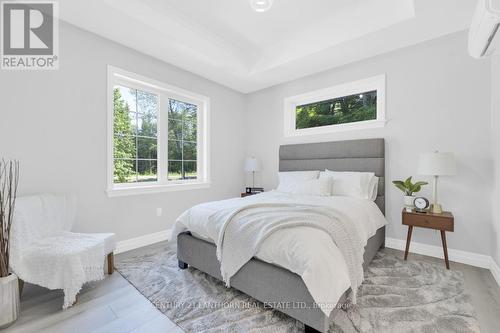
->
left=418, top=152, right=457, bottom=176
left=244, top=157, right=261, bottom=172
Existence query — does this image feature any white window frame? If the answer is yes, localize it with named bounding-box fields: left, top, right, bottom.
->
left=107, top=66, right=210, bottom=197
left=284, top=74, right=386, bottom=137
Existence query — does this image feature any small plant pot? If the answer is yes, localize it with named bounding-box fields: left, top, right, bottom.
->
left=0, top=273, right=20, bottom=328
left=403, top=195, right=415, bottom=212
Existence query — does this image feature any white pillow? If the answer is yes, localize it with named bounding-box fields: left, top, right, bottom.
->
left=277, top=177, right=333, bottom=196
left=277, top=171, right=319, bottom=192
left=368, top=176, right=379, bottom=201
left=319, top=170, right=376, bottom=200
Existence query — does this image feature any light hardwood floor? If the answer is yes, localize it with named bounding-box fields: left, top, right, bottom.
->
left=3, top=244, right=182, bottom=333
left=3, top=242, right=500, bottom=333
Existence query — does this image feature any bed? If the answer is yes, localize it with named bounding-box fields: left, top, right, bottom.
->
left=175, top=138, right=386, bottom=332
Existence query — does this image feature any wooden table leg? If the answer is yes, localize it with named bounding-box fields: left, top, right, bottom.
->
left=440, top=230, right=450, bottom=269
left=107, top=252, right=114, bottom=274
left=404, top=225, right=413, bottom=260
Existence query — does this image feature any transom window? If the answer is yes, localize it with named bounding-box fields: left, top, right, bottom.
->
left=284, top=75, right=385, bottom=137
left=107, top=66, right=210, bottom=196
left=295, top=90, right=377, bottom=130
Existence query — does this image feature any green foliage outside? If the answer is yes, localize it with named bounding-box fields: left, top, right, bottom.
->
left=296, top=90, right=377, bottom=129
left=167, top=99, right=197, bottom=180
left=113, top=87, right=198, bottom=183
left=113, top=87, right=158, bottom=183
left=113, top=88, right=135, bottom=183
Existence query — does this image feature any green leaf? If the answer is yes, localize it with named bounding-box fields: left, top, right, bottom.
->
left=404, top=176, right=412, bottom=188
left=393, top=183, right=407, bottom=194
left=396, top=185, right=407, bottom=193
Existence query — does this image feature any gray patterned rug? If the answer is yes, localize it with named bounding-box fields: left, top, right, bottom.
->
left=115, top=243, right=480, bottom=333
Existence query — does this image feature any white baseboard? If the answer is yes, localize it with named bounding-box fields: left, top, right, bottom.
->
left=386, top=237, right=500, bottom=286
left=115, top=229, right=172, bottom=254
left=385, top=237, right=491, bottom=268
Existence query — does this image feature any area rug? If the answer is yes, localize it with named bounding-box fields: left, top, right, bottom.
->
left=115, top=243, right=480, bottom=333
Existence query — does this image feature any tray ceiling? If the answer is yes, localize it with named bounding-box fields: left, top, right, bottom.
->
left=58, top=0, right=476, bottom=93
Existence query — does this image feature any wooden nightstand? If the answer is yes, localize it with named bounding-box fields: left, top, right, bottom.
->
left=402, top=209, right=454, bottom=269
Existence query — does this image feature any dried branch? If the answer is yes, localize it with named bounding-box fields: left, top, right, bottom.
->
left=0, top=159, right=20, bottom=278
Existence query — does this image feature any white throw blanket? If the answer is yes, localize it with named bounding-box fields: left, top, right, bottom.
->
left=191, top=201, right=364, bottom=302
left=173, top=191, right=388, bottom=316
left=10, top=194, right=107, bottom=309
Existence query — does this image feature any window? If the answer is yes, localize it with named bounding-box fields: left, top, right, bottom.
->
left=107, top=66, right=210, bottom=196
left=167, top=99, right=197, bottom=181
left=284, top=75, right=385, bottom=137
left=113, top=86, right=158, bottom=184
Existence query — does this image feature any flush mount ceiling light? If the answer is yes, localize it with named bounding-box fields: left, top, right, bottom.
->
left=250, top=0, right=274, bottom=12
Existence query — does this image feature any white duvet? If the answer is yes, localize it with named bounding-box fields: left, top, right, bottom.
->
left=172, top=191, right=387, bottom=316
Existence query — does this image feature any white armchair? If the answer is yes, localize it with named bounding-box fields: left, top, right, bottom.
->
left=11, top=194, right=116, bottom=309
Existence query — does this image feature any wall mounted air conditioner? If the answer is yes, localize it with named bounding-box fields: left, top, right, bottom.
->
left=469, top=0, right=500, bottom=58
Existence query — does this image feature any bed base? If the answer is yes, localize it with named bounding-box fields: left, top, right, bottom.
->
left=177, top=226, right=385, bottom=333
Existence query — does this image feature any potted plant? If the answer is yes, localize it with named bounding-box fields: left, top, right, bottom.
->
left=392, top=177, right=428, bottom=211
left=0, top=159, right=20, bottom=328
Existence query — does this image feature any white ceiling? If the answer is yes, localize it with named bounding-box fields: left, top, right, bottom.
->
left=58, top=0, right=477, bottom=93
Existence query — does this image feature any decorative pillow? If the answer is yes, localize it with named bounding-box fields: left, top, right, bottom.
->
left=277, top=177, right=333, bottom=196
left=277, top=171, right=319, bottom=192
left=319, top=170, right=376, bottom=200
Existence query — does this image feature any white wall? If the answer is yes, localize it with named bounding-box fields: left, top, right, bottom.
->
left=0, top=22, right=246, bottom=241
left=492, top=55, right=500, bottom=266
left=244, top=31, right=495, bottom=256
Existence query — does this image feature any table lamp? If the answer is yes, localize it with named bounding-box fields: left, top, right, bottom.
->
left=244, top=157, right=261, bottom=189
left=418, top=151, right=457, bottom=214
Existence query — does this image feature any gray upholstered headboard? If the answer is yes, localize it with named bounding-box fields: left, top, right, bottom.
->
left=279, top=138, right=385, bottom=214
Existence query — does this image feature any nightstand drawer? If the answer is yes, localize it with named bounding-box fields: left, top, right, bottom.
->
left=402, top=212, right=454, bottom=231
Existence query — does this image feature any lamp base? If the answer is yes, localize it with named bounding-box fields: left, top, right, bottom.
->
left=431, top=203, right=443, bottom=214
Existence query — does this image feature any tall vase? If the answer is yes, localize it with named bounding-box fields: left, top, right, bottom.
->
left=0, top=273, right=20, bottom=328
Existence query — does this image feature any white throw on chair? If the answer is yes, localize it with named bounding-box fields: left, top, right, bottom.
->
left=10, top=194, right=116, bottom=309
